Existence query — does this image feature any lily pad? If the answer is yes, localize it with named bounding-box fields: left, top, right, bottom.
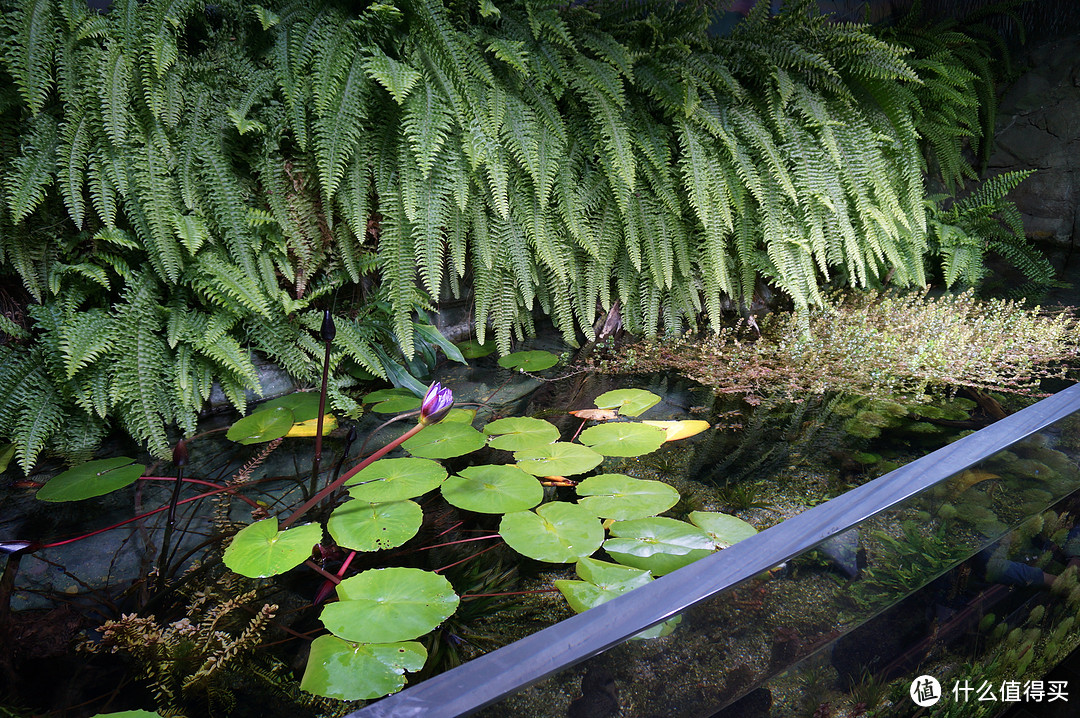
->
left=641, top=420, right=712, bottom=442
left=260, top=392, right=322, bottom=422
left=321, top=568, right=459, bottom=644
left=372, top=396, right=423, bottom=413
left=593, top=389, right=661, bottom=417
left=514, top=442, right=604, bottom=477
left=500, top=502, right=604, bottom=563
left=576, top=474, right=680, bottom=520
left=227, top=407, right=294, bottom=445
left=362, top=388, right=419, bottom=403
left=556, top=562, right=651, bottom=613
left=90, top=712, right=163, bottom=718
left=442, top=408, right=477, bottom=424
left=603, top=517, right=715, bottom=575
left=223, top=519, right=322, bottom=578
left=402, top=422, right=487, bottom=459
left=441, top=465, right=543, bottom=514
left=286, top=414, right=338, bottom=437
left=362, top=388, right=423, bottom=413
left=689, top=511, right=758, bottom=549
left=346, top=458, right=447, bottom=502
left=37, top=457, right=146, bottom=502
left=456, top=339, right=497, bottom=358
left=578, top=422, right=667, bottom=457
left=497, top=350, right=559, bottom=372
left=301, top=635, right=427, bottom=700
left=483, top=417, right=561, bottom=451
left=554, top=558, right=679, bottom=639
left=327, top=500, right=423, bottom=552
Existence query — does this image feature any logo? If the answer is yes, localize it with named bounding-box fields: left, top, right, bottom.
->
left=911, top=675, right=942, bottom=707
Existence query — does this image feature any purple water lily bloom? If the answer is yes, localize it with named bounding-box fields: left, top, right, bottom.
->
left=420, top=382, right=454, bottom=425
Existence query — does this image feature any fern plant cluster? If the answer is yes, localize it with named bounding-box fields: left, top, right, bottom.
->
left=0, top=0, right=1041, bottom=472
left=0, top=0, right=441, bottom=473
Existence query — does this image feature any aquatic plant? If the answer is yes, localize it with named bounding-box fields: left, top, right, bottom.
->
left=603, top=290, right=1080, bottom=402
left=78, top=580, right=283, bottom=715
left=5, top=371, right=755, bottom=706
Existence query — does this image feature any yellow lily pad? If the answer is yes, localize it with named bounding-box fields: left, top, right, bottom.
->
left=640, top=420, right=711, bottom=442
left=285, top=414, right=338, bottom=437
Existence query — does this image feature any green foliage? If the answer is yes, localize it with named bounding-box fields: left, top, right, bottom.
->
left=927, top=171, right=1056, bottom=294
left=0, top=0, right=1036, bottom=472
left=877, top=0, right=1027, bottom=190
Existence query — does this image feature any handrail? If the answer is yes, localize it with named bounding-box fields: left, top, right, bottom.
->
left=352, top=383, right=1080, bottom=718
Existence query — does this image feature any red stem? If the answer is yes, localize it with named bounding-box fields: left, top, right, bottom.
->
left=279, top=422, right=425, bottom=530
left=337, top=551, right=356, bottom=578
left=412, top=535, right=501, bottom=551
left=140, top=476, right=262, bottom=508
left=570, top=418, right=588, bottom=443
left=39, top=483, right=255, bottom=549
left=462, top=588, right=561, bottom=599
left=434, top=542, right=500, bottom=574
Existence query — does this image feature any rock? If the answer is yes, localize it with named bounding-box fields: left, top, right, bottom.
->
left=207, top=351, right=299, bottom=412
left=988, top=34, right=1080, bottom=253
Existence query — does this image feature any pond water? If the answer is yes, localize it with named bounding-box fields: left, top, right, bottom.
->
left=0, top=336, right=1055, bottom=717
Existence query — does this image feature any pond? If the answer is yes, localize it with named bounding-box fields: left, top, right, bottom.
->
left=0, top=338, right=1073, bottom=718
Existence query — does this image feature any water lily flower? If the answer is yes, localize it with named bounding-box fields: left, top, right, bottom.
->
left=419, top=382, right=454, bottom=425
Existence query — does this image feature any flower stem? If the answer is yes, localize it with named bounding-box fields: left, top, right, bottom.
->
left=278, top=422, right=426, bottom=530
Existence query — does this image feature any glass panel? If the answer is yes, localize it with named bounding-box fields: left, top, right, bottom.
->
left=473, top=409, right=1080, bottom=717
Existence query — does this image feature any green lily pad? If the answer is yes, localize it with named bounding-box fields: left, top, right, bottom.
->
left=223, top=519, right=322, bottom=578
left=441, top=465, right=543, bottom=513
left=362, top=387, right=423, bottom=413
left=578, top=422, right=667, bottom=457
left=362, top=388, right=420, bottom=403
left=36, top=457, right=146, bottom=502
left=402, top=422, right=487, bottom=459
left=260, top=392, right=322, bottom=422
left=500, top=502, right=604, bottom=563
left=442, top=408, right=477, bottom=423
left=301, top=635, right=427, bottom=700
left=514, top=442, right=604, bottom=477
left=593, top=389, right=662, bottom=417
left=483, top=417, right=561, bottom=451
left=227, top=407, right=294, bottom=445
left=456, top=339, right=497, bottom=358
left=554, top=558, right=679, bottom=639
left=321, top=567, right=459, bottom=644
left=603, top=517, right=715, bottom=576
left=346, top=458, right=447, bottom=502
left=497, top=350, right=559, bottom=372
left=689, top=511, right=758, bottom=549
left=576, top=474, right=680, bottom=520
left=556, top=570, right=650, bottom=613
left=372, top=395, right=423, bottom=413
left=90, top=712, right=162, bottom=718
left=327, top=500, right=423, bottom=552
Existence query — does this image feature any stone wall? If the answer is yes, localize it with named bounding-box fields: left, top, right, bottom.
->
left=987, top=33, right=1080, bottom=255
